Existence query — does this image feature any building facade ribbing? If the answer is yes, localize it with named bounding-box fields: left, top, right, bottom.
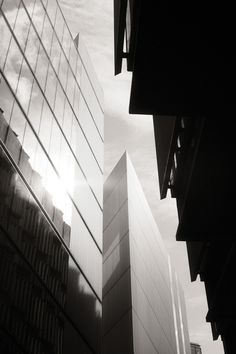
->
left=0, top=1, right=103, bottom=353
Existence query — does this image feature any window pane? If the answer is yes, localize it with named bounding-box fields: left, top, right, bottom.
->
left=41, top=12, right=53, bottom=56
left=0, top=74, right=14, bottom=125
left=32, top=0, right=45, bottom=37
left=54, top=83, right=65, bottom=126
left=22, top=0, right=35, bottom=17
left=54, top=7, right=64, bottom=44
left=35, top=43, right=49, bottom=90
left=62, top=25, right=71, bottom=60
left=6, top=101, right=26, bottom=164
left=27, top=79, right=44, bottom=133
left=45, top=63, right=57, bottom=108
left=4, top=37, right=23, bottom=93
left=16, top=58, right=34, bottom=113
left=45, top=1, right=57, bottom=26
left=0, top=11, right=12, bottom=69
left=13, top=2, right=30, bottom=51
left=38, top=100, right=53, bottom=150
left=1, top=0, right=20, bottom=29
left=48, top=118, right=62, bottom=171
left=50, top=32, right=61, bottom=74
left=62, top=100, right=73, bottom=143
left=58, top=51, right=68, bottom=89
left=9, top=101, right=26, bottom=146
left=69, top=44, right=78, bottom=75
left=65, top=67, right=75, bottom=105
left=24, top=22, right=40, bottom=72
left=20, top=122, right=37, bottom=182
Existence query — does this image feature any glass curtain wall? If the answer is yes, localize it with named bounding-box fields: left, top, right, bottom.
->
left=0, top=1, right=104, bottom=353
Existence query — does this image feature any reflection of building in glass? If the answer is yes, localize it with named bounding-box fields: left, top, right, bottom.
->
left=191, top=343, right=202, bottom=354
left=102, top=152, right=190, bottom=354
left=0, top=1, right=103, bottom=353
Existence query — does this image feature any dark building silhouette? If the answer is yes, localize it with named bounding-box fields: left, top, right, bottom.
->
left=114, top=1, right=235, bottom=353
left=0, top=0, right=103, bottom=352
left=103, top=152, right=191, bottom=354
left=191, top=343, right=202, bottom=354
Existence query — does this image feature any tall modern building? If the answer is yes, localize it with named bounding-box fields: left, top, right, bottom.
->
left=113, top=1, right=235, bottom=352
left=0, top=1, right=103, bottom=353
left=103, top=152, right=190, bottom=354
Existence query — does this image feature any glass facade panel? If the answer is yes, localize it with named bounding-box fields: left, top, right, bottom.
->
left=16, top=58, right=34, bottom=113
left=35, top=42, right=49, bottom=90
left=3, top=37, right=23, bottom=93
left=32, top=0, right=45, bottom=37
left=54, top=82, right=66, bottom=126
left=22, top=0, right=35, bottom=17
left=27, top=78, right=44, bottom=133
left=1, top=0, right=20, bottom=29
left=38, top=100, right=53, bottom=150
left=50, top=30, right=61, bottom=74
left=0, top=1, right=103, bottom=351
left=0, top=11, right=12, bottom=69
left=54, top=5, right=64, bottom=44
left=13, top=2, right=30, bottom=51
left=45, top=62, right=57, bottom=108
left=41, top=11, right=53, bottom=56
left=24, top=22, right=40, bottom=72
left=0, top=73, right=14, bottom=124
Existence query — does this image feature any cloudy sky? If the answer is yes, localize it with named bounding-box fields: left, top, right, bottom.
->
left=59, top=0, right=224, bottom=352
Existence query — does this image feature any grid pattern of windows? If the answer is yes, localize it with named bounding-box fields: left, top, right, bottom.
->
left=0, top=0, right=103, bottom=353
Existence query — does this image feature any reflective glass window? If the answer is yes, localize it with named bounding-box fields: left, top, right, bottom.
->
left=54, top=6, right=64, bottom=44
left=21, top=122, right=38, bottom=182
left=62, top=100, right=73, bottom=143
left=16, top=58, right=34, bottom=113
left=73, top=163, right=102, bottom=250
left=45, top=0, right=57, bottom=26
left=3, top=37, right=23, bottom=93
left=9, top=101, right=26, bottom=146
left=41, top=11, right=53, bottom=56
left=69, top=44, right=78, bottom=75
left=31, top=0, right=45, bottom=37
left=22, top=0, right=35, bottom=17
left=80, top=67, right=103, bottom=138
left=75, top=95, right=103, bottom=169
left=65, top=67, right=75, bottom=105
left=62, top=24, right=71, bottom=60
left=24, top=22, right=40, bottom=72
left=0, top=74, right=14, bottom=125
left=1, top=0, right=20, bottom=29
left=35, top=43, right=49, bottom=90
left=0, top=11, right=12, bottom=69
left=38, top=100, right=53, bottom=151
left=48, top=118, right=62, bottom=171
left=58, top=51, right=68, bottom=90
left=54, top=83, right=65, bottom=126
left=13, top=2, right=30, bottom=52
left=71, top=113, right=103, bottom=205
left=75, top=54, right=82, bottom=87
left=27, top=79, right=44, bottom=133
left=5, top=101, right=26, bottom=164
left=50, top=31, right=61, bottom=74
left=44, top=63, right=57, bottom=108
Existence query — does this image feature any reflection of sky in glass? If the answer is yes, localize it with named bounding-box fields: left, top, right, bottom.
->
left=1, top=0, right=103, bottom=251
